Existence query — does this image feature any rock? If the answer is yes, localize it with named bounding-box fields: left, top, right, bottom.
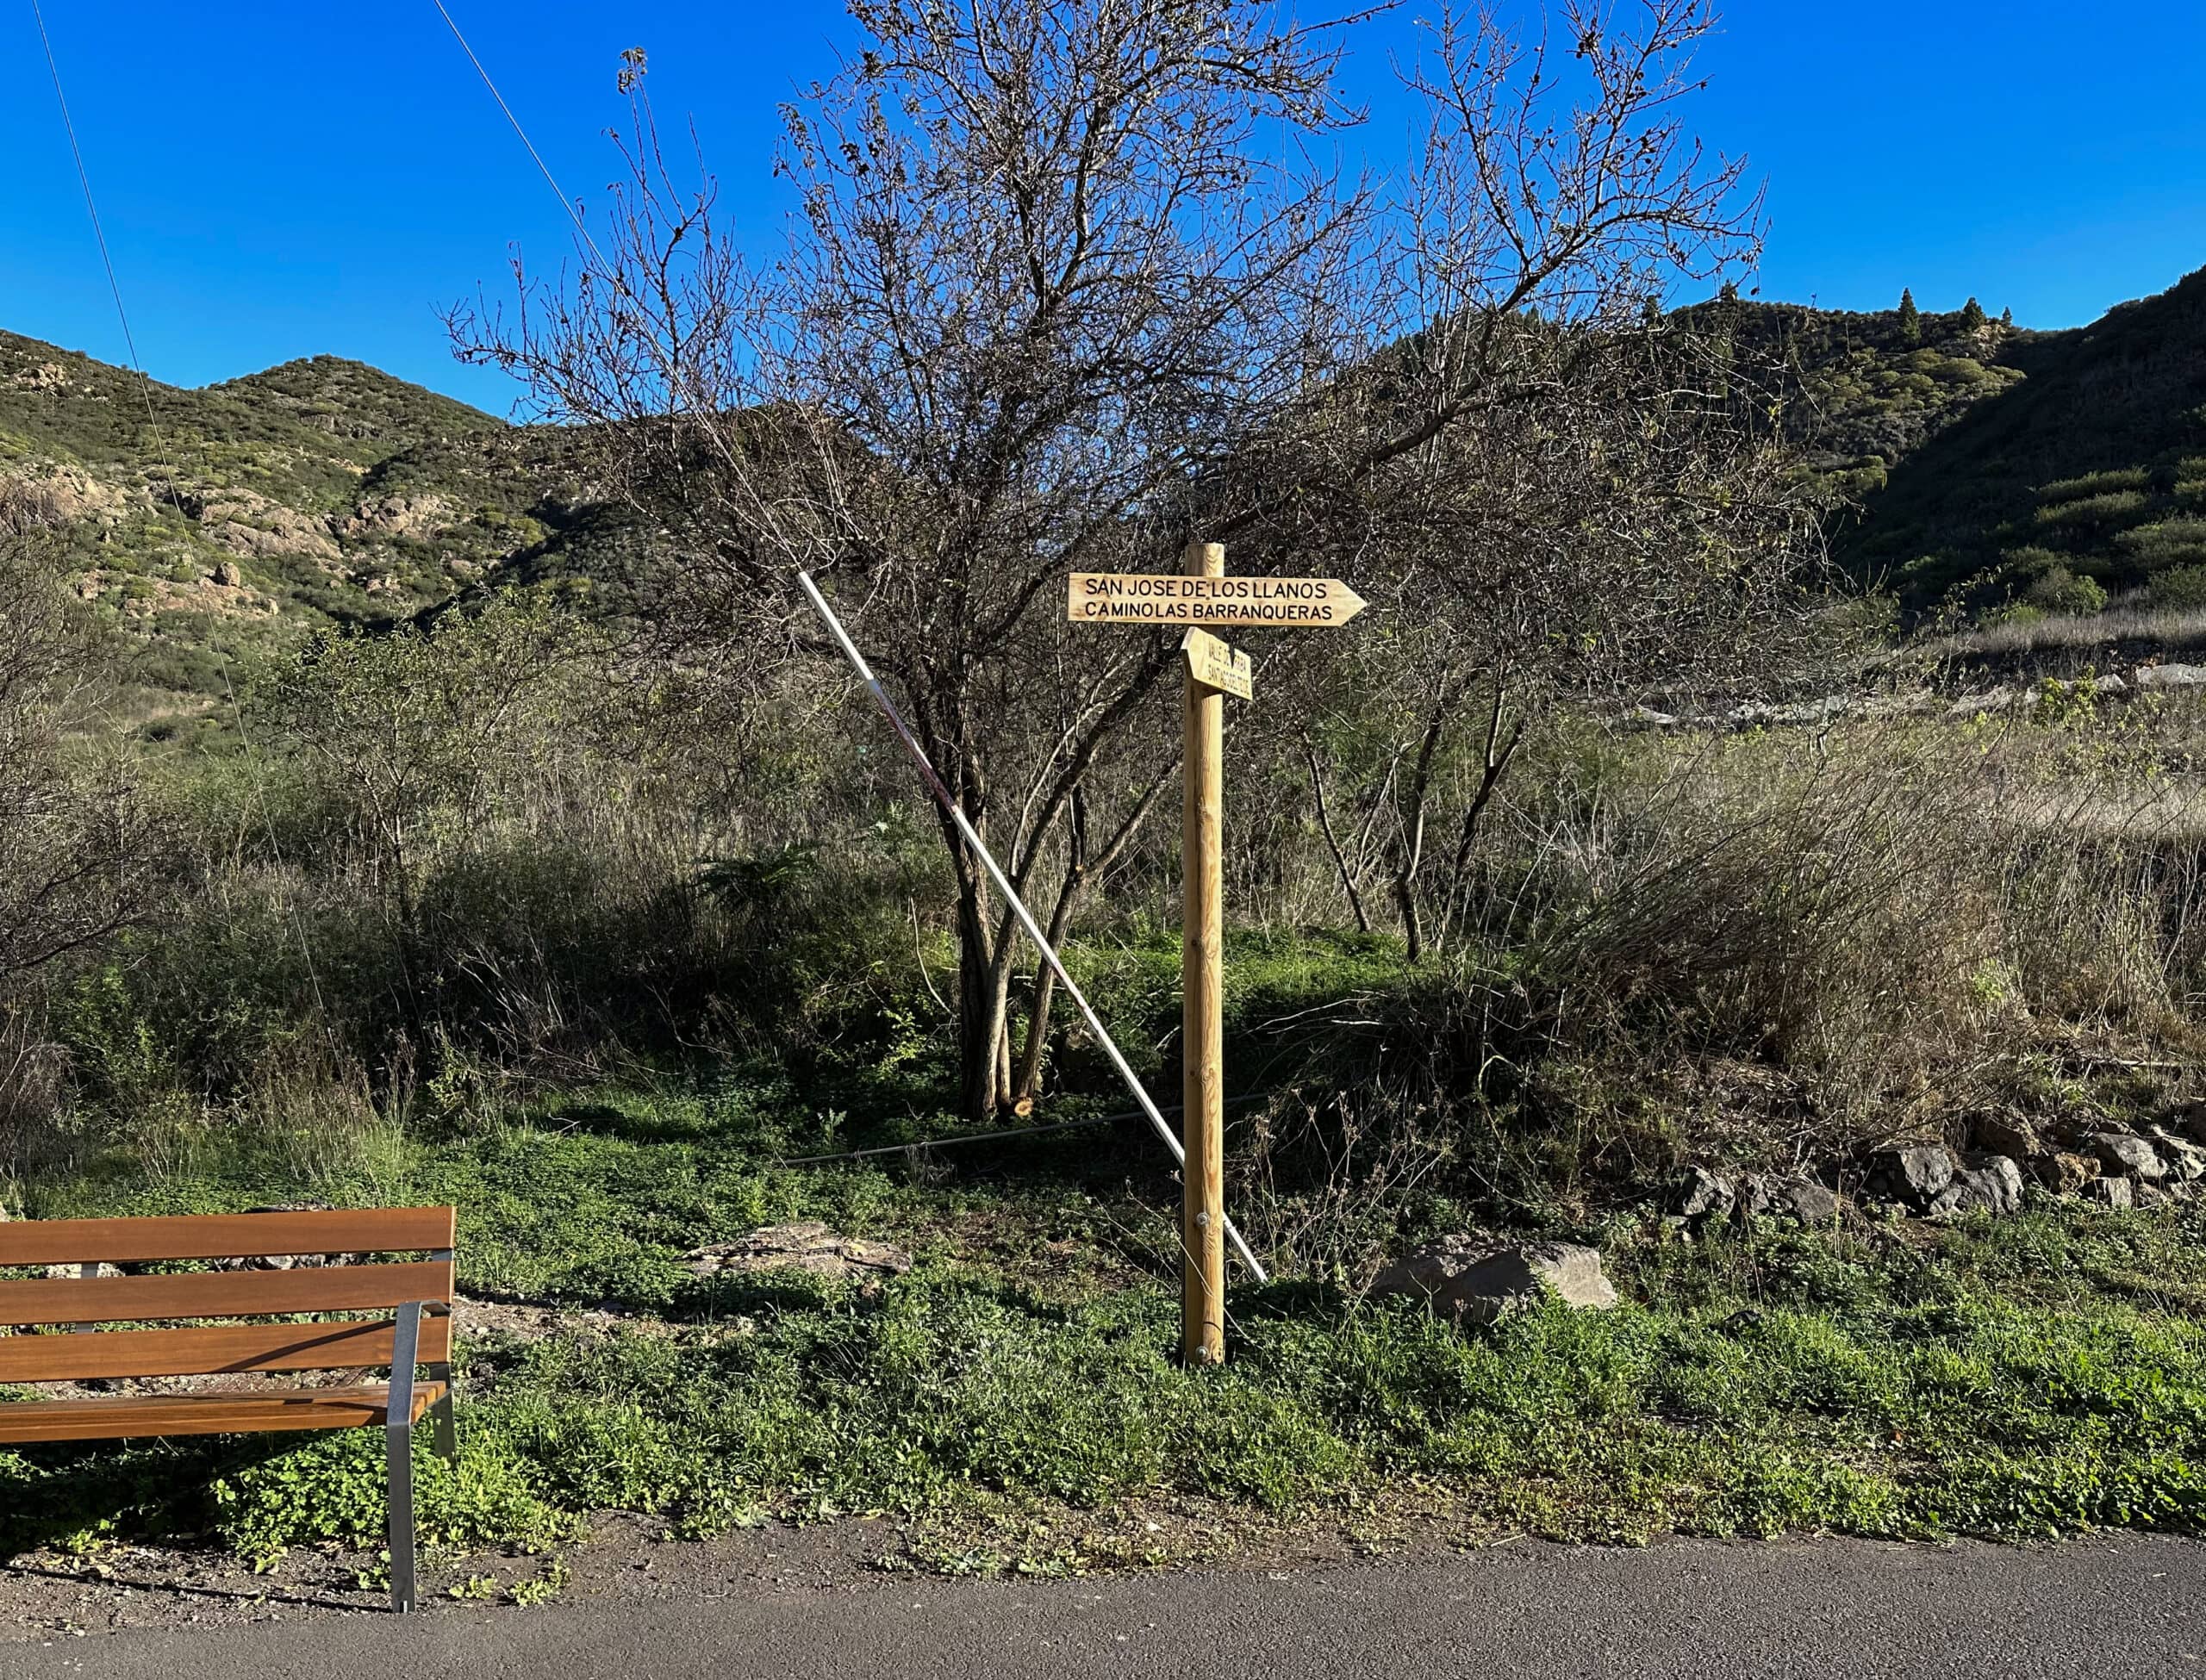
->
left=1672, top=1167, right=1735, bottom=1219
left=1784, top=1179, right=1840, bottom=1223
left=2083, top=1177, right=2134, bottom=1210
left=2088, top=1133, right=2166, bottom=1181
left=685, top=1222, right=913, bottom=1283
left=2137, top=1182, right=2172, bottom=1210
left=2148, top=1127, right=2206, bottom=1181
left=1371, top=1236, right=1618, bottom=1326
left=1869, top=1142, right=1954, bottom=1207
left=44, top=1262, right=122, bottom=1280
left=342, top=492, right=454, bottom=542
left=2039, top=1152, right=2102, bottom=1195
left=212, top=559, right=243, bottom=588
left=1973, top=1114, right=2041, bottom=1162
left=2135, top=663, right=2206, bottom=690
left=1771, top=1179, right=1839, bottom=1225
left=1927, top=1155, right=2024, bottom=1218
left=1734, top=1173, right=1777, bottom=1221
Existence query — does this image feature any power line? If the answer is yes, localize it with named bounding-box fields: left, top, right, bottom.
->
left=427, top=0, right=614, bottom=277
left=30, top=0, right=145, bottom=377
left=775, top=1093, right=1267, bottom=1167
left=29, top=0, right=333, bottom=1031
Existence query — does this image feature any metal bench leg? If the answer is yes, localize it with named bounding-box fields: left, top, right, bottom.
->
left=387, top=1301, right=422, bottom=1614
left=430, top=1362, right=458, bottom=1461
left=386, top=1413, right=416, bottom=1613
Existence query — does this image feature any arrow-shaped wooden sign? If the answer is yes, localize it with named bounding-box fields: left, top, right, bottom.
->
left=1180, top=628, right=1252, bottom=700
left=1067, top=543, right=1367, bottom=1369
left=1067, top=572, right=1367, bottom=627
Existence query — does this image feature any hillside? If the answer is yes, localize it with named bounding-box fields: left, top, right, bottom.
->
left=7, top=267, right=2206, bottom=709
left=1836, top=268, right=2206, bottom=619
left=0, top=331, right=599, bottom=721
left=1682, top=271, right=2206, bottom=622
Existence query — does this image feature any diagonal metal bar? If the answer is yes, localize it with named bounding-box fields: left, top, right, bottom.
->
left=795, top=571, right=1268, bottom=1282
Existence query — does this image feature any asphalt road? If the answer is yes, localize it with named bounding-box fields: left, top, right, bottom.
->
left=5, top=1535, right=2202, bottom=1680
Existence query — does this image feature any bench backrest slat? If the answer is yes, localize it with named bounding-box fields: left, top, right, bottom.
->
left=0, top=1312, right=452, bottom=1384
left=0, top=1207, right=454, bottom=1267
left=0, top=1260, right=453, bottom=1328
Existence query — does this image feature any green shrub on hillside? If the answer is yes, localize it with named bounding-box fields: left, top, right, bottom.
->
left=2041, top=468, right=2152, bottom=501
left=2034, top=490, right=2153, bottom=531
left=2147, top=564, right=2206, bottom=609
left=2116, top=517, right=2206, bottom=570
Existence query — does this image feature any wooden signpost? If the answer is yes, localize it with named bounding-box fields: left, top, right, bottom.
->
left=1180, top=628, right=1252, bottom=701
left=1070, top=543, right=1363, bottom=1365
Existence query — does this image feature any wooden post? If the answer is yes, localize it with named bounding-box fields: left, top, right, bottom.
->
left=1181, top=539, right=1227, bottom=1365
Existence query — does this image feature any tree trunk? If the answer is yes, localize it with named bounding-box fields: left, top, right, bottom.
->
left=1303, top=731, right=1372, bottom=935
left=1436, top=684, right=1526, bottom=949
left=1012, top=762, right=1176, bottom=1106
left=953, top=860, right=1004, bottom=1123
left=1391, top=683, right=1456, bottom=964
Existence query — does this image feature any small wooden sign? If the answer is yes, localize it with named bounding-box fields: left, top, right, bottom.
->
left=1068, top=572, right=1367, bottom=627
left=1180, top=628, right=1252, bottom=700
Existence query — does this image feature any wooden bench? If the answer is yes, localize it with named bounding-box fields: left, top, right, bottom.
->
left=0, top=1205, right=458, bottom=1612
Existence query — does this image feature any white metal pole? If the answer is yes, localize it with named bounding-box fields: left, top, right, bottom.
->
left=795, top=570, right=1268, bottom=1282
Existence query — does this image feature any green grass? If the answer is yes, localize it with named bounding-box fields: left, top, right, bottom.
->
left=9, top=1067, right=2206, bottom=1569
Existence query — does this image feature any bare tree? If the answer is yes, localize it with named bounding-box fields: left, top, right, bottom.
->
left=457, top=4, right=1371, bottom=1119
left=1214, top=0, right=1824, bottom=958
left=455, top=0, right=1821, bottom=1108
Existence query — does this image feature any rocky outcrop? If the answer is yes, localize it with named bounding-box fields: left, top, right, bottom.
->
left=342, top=492, right=455, bottom=542
left=2083, top=1177, right=2135, bottom=1210
left=1669, top=1167, right=1838, bottom=1228
left=1372, top=1236, right=1617, bottom=1324
left=684, top=1222, right=913, bottom=1283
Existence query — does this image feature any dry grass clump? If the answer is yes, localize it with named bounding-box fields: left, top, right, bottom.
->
left=1243, top=715, right=2206, bottom=1214
left=1935, top=600, right=2206, bottom=662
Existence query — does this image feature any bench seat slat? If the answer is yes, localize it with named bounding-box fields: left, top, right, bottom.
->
left=0, top=1381, right=446, bottom=1443
left=0, top=1260, right=453, bottom=1327
left=0, top=1313, right=451, bottom=1384
left=0, top=1207, right=455, bottom=1267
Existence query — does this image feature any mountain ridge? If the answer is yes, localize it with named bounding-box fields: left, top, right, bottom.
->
left=6, top=265, right=2206, bottom=725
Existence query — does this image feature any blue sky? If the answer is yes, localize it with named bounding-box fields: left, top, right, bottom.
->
left=5, top=1, right=2203, bottom=413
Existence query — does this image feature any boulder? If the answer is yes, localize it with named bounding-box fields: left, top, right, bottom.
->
left=2148, top=1127, right=2206, bottom=1182
left=1769, top=1179, right=1839, bottom=1225
left=1927, top=1155, right=2024, bottom=1219
left=1672, top=1167, right=1734, bottom=1219
left=1372, top=1236, right=1618, bottom=1326
left=1868, top=1142, right=1954, bottom=1207
left=2083, top=1177, right=2134, bottom=1210
left=685, top=1222, right=913, bottom=1283
left=2088, top=1133, right=2166, bottom=1181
